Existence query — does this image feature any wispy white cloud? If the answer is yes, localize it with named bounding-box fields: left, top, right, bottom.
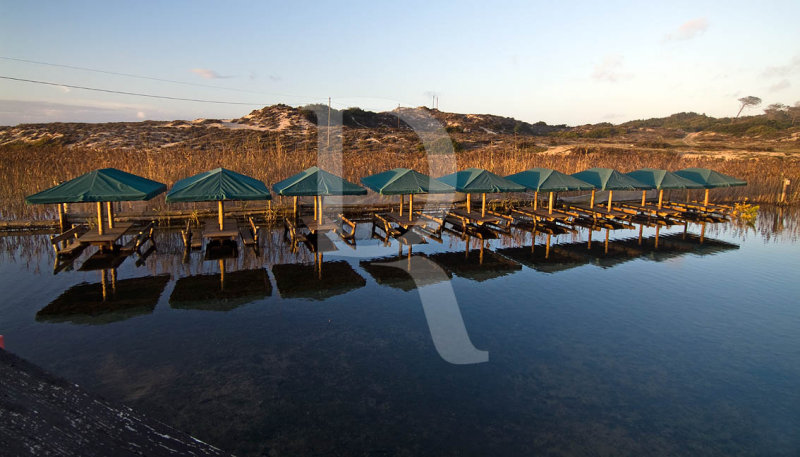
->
left=58, top=85, right=71, bottom=93
left=762, top=56, right=800, bottom=78
left=769, top=79, right=791, bottom=92
left=190, top=68, right=231, bottom=79
left=592, top=55, right=632, bottom=82
left=136, top=111, right=146, bottom=119
left=664, top=17, right=709, bottom=41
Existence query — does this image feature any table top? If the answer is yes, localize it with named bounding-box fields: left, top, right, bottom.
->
left=448, top=208, right=502, bottom=224
left=383, top=212, right=422, bottom=226
left=515, top=206, right=572, bottom=220
left=78, top=222, right=134, bottom=244
left=203, top=218, right=239, bottom=239
left=299, top=217, right=337, bottom=232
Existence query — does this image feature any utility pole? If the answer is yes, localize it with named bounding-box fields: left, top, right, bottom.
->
left=432, top=95, right=435, bottom=109
left=327, top=97, right=331, bottom=149
left=397, top=103, right=400, bottom=129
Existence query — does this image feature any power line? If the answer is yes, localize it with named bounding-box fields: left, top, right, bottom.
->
left=0, top=55, right=319, bottom=101
left=0, top=75, right=269, bottom=105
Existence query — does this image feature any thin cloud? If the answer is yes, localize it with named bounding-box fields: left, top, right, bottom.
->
left=769, top=79, right=791, bottom=92
left=762, top=56, right=800, bottom=78
left=58, top=85, right=71, bottom=93
left=592, top=55, right=632, bottom=82
left=136, top=111, right=146, bottom=119
left=665, top=17, right=709, bottom=41
left=190, top=68, right=232, bottom=79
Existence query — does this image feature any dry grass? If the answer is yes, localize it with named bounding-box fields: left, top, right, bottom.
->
left=1, top=138, right=798, bottom=222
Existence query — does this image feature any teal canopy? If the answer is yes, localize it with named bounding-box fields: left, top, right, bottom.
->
left=165, top=168, right=271, bottom=202
left=674, top=168, right=747, bottom=188
left=626, top=168, right=705, bottom=190
left=26, top=168, right=166, bottom=204
left=272, top=166, right=367, bottom=196
left=438, top=168, right=525, bottom=193
left=506, top=168, right=595, bottom=192
left=571, top=168, right=653, bottom=191
left=361, top=168, right=455, bottom=195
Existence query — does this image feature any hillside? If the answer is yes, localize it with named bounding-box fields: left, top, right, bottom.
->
left=0, top=104, right=799, bottom=159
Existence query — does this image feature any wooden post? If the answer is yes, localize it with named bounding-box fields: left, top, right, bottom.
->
left=545, top=233, right=551, bottom=259
left=466, top=194, right=471, bottom=213
left=533, top=191, right=538, bottom=210
left=655, top=225, right=661, bottom=249
left=314, top=194, right=318, bottom=219
left=219, top=259, right=225, bottom=291
left=218, top=201, right=224, bottom=231
left=96, top=202, right=104, bottom=235
left=703, top=189, right=709, bottom=209
left=638, top=224, right=643, bottom=245
left=57, top=203, right=65, bottom=232
left=658, top=189, right=664, bottom=209
left=101, top=269, right=108, bottom=301
left=780, top=178, right=790, bottom=204
left=587, top=228, right=592, bottom=249
left=293, top=196, right=298, bottom=218
left=604, top=228, right=609, bottom=254
left=641, top=190, right=647, bottom=206
left=700, top=221, right=706, bottom=243
left=318, top=196, right=323, bottom=222
left=111, top=268, right=117, bottom=295
left=607, top=190, right=613, bottom=212
left=399, top=194, right=404, bottom=216
left=548, top=192, right=554, bottom=215
left=590, top=189, right=595, bottom=209
left=481, top=193, right=486, bottom=217
left=106, top=201, right=114, bottom=229
left=409, top=194, right=413, bottom=221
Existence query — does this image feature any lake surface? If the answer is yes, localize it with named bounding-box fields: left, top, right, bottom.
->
left=1, top=207, right=799, bottom=456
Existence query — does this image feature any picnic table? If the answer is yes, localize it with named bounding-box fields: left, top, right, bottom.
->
left=383, top=212, right=423, bottom=228
left=299, top=217, right=337, bottom=233
left=448, top=208, right=505, bottom=225
left=203, top=218, right=239, bottom=241
left=512, top=206, right=573, bottom=221
left=78, top=222, right=134, bottom=251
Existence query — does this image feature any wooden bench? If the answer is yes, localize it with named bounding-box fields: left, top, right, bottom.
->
left=50, top=225, right=89, bottom=257
left=336, top=214, right=357, bottom=241
left=239, top=217, right=260, bottom=247
left=121, top=221, right=156, bottom=254
left=181, top=220, right=202, bottom=250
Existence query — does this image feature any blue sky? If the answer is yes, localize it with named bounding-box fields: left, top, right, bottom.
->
left=1, top=0, right=798, bottom=126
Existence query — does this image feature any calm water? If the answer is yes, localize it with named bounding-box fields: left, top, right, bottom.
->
left=1, top=208, right=799, bottom=456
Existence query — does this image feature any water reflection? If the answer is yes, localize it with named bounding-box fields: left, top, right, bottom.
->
left=272, top=258, right=366, bottom=300
left=36, top=273, right=170, bottom=325
left=170, top=266, right=271, bottom=312
left=361, top=253, right=453, bottom=291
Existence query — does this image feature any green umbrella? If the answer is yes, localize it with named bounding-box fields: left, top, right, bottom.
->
left=571, top=168, right=653, bottom=211
left=272, top=166, right=367, bottom=222
left=626, top=168, right=704, bottom=209
left=438, top=168, right=525, bottom=217
left=361, top=168, right=455, bottom=221
left=674, top=168, right=747, bottom=208
left=506, top=168, right=595, bottom=214
left=166, top=167, right=271, bottom=231
left=26, top=168, right=166, bottom=234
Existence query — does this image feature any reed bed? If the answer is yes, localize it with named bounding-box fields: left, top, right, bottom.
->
left=1, top=138, right=797, bottom=222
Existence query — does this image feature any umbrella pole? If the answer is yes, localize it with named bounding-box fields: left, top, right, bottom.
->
left=590, top=190, right=595, bottom=209
left=607, top=190, right=613, bottom=212
left=101, top=269, right=108, bottom=301
left=218, top=201, right=224, bottom=231
left=545, top=233, right=551, bottom=259
left=700, top=222, right=706, bottom=243
left=106, top=202, right=114, bottom=229
left=534, top=191, right=538, bottom=210
left=293, top=196, right=297, bottom=219
left=466, top=194, right=471, bottom=213
left=604, top=228, right=609, bottom=254
left=655, top=225, right=661, bottom=249
left=638, top=224, right=643, bottom=245
left=96, top=202, right=104, bottom=235
left=219, top=259, right=225, bottom=291
left=658, top=190, right=664, bottom=209
left=482, top=193, right=486, bottom=217
left=703, top=189, right=709, bottom=209
left=409, top=194, right=413, bottom=221
left=641, top=190, right=646, bottom=206
left=399, top=194, right=404, bottom=216
left=57, top=203, right=65, bottom=232
left=314, top=195, right=318, bottom=219
left=548, top=192, right=554, bottom=215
